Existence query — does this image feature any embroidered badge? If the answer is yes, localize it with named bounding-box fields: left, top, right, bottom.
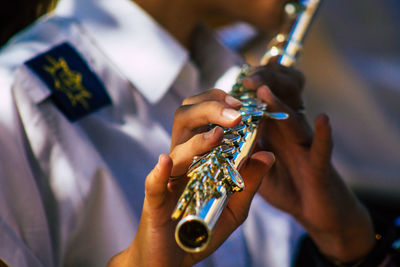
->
left=25, top=42, right=111, bottom=121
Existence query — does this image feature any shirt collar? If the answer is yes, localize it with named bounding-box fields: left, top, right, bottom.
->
left=54, top=0, right=188, bottom=104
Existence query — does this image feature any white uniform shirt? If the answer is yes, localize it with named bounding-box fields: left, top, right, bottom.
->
left=0, top=0, right=304, bottom=266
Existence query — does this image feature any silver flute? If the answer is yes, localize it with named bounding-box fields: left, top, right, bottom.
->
left=171, top=0, right=321, bottom=253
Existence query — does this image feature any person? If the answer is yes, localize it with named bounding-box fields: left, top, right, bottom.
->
left=106, top=78, right=398, bottom=267
left=0, top=0, right=398, bottom=267
left=106, top=79, right=399, bottom=267
left=0, top=0, right=301, bottom=265
left=237, top=0, right=400, bottom=217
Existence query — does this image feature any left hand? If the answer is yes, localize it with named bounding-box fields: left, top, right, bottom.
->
left=242, top=63, right=376, bottom=263
left=243, top=62, right=306, bottom=111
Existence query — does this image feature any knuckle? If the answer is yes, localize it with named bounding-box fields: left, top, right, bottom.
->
left=253, top=67, right=273, bottom=79
left=188, top=135, right=202, bottom=154
left=181, top=89, right=227, bottom=106
left=208, top=88, right=227, bottom=99
left=288, top=68, right=306, bottom=88
left=144, top=176, right=154, bottom=196
left=174, top=104, right=190, bottom=118
left=182, top=96, right=193, bottom=106
left=203, top=99, right=225, bottom=111
left=265, top=62, right=285, bottom=72
left=168, top=150, right=180, bottom=166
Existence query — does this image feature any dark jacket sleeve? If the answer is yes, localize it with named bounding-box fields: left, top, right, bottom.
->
left=294, top=214, right=400, bottom=267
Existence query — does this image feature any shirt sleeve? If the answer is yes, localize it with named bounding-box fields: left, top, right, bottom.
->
left=0, top=218, right=46, bottom=267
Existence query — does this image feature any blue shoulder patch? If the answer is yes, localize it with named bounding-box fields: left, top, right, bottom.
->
left=25, top=42, right=112, bottom=121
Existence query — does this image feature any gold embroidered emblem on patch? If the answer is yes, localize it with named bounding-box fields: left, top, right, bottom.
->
left=44, top=55, right=92, bottom=109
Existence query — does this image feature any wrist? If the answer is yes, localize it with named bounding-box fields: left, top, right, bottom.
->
left=107, top=247, right=136, bottom=267
left=311, top=228, right=376, bottom=263
left=296, top=213, right=400, bottom=267
left=302, top=204, right=376, bottom=262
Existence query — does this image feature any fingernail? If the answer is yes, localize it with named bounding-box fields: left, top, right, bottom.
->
left=156, top=154, right=163, bottom=170
left=222, top=108, right=241, bottom=121
left=225, top=95, right=242, bottom=108
left=268, top=152, right=276, bottom=164
left=204, top=127, right=216, bottom=139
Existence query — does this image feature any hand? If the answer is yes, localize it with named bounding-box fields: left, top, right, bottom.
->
left=243, top=64, right=376, bottom=262
left=243, top=62, right=306, bottom=111
left=169, top=89, right=242, bottom=177
left=107, top=154, right=185, bottom=267
left=168, top=88, right=275, bottom=264
left=108, top=89, right=275, bottom=267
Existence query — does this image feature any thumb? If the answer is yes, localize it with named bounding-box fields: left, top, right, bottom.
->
left=206, top=151, right=275, bottom=252
left=231, top=151, right=276, bottom=209
left=242, top=151, right=276, bottom=193
left=144, top=154, right=173, bottom=208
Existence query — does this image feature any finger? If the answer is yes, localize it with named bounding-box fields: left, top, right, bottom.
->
left=310, top=114, right=333, bottom=169
left=171, top=101, right=242, bottom=147
left=244, top=64, right=305, bottom=89
left=182, top=88, right=242, bottom=109
left=144, top=154, right=173, bottom=208
left=242, top=64, right=304, bottom=109
left=169, top=126, right=224, bottom=176
left=262, top=62, right=305, bottom=88
left=175, top=101, right=242, bottom=130
left=243, top=70, right=298, bottom=91
left=237, top=151, right=276, bottom=201
left=257, top=85, right=312, bottom=145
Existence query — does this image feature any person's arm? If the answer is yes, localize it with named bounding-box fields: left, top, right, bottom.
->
left=242, top=64, right=376, bottom=263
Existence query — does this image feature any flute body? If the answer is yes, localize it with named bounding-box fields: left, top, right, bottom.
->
left=171, top=0, right=321, bottom=253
